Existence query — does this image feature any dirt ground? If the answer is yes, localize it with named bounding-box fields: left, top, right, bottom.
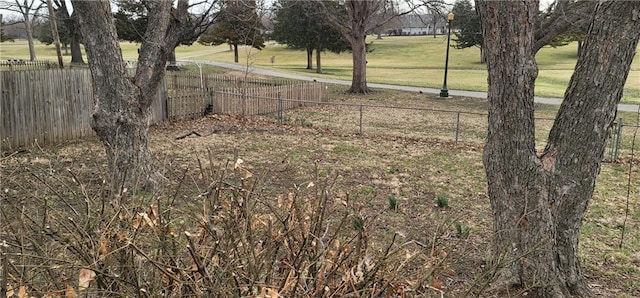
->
left=1, top=90, right=639, bottom=296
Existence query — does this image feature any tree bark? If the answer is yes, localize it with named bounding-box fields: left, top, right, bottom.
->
left=345, top=0, right=369, bottom=93
left=46, top=0, right=64, bottom=68
left=306, top=47, right=313, bottom=70
left=315, top=47, right=321, bottom=74
left=233, top=43, right=239, bottom=63
left=477, top=1, right=640, bottom=296
left=542, top=2, right=640, bottom=295
left=349, top=33, right=367, bottom=93
left=24, top=13, right=36, bottom=61
left=57, top=1, right=85, bottom=64
left=73, top=0, right=190, bottom=192
left=314, top=0, right=372, bottom=93
left=72, top=0, right=153, bottom=192
left=69, top=31, right=84, bottom=64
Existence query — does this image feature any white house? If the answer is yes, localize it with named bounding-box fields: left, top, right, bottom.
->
left=387, top=14, right=448, bottom=36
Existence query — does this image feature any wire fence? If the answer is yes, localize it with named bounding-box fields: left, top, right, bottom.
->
left=1, top=62, right=635, bottom=162
left=240, top=96, right=634, bottom=163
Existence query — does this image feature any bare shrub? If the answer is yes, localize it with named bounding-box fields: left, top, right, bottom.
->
left=1, top=151, right=457, bottom=297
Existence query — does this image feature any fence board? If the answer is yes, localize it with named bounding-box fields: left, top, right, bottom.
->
left=1, top=69, right=328, bottom=150
left=0, top=60, right=58, bottom=72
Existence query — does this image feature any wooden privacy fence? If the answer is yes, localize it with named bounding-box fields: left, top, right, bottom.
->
left=1, top=69, right=328, bottom=150
left=165, top=72, right=328, bottom=120
left=1, top=69, right=94, bottom=150
left=166, top=83, right=329, bottom=120
left=166, top=72, right=291, bottom=90
left=0, top=60, right=59, bottom=72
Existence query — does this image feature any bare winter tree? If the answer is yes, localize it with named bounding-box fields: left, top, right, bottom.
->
left=533, top=0, right=596, bottom=53
left=51, top=0, right=84, bottom=64
left=477, top=1, right=640, bottom=297
left=0, top=0, right=43, bottom=61
left=71, top=0, right=217, bottom=191
left=315, top=0, right=445, bottom=93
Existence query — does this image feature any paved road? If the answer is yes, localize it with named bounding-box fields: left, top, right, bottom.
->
left=178, top=59, right=640, bottom=113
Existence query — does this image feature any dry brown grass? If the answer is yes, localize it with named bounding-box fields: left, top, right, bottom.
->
left=1, top=86, right=638, bottom=297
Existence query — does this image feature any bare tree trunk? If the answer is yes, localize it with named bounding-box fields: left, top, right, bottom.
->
left=69, top=32, right=84, bottom=64
left=542, top=2, right=640, bottom=295
left=315, top=47, right=321, bottom=74
left=478, top=2, right=548, bottom=294
left=349, top=33, right=367, bottom=93
left=233, top=43, right=239, bottom=63
left=72, top=0, right=189, bottom=192
left=315, top=0, right=374, bottom=94
left=477, top=1, right=640, bottom=297
left=46, top=0, right=63, bottom=68
left=24, top=14, right=37, bottom=61
left=306, top=47, right=313, bottom=70
left=58, top=2, right=85, bottom=64
left=344, top=0, right=370, bottom=94
left=73, top=0, right=153, bottom=192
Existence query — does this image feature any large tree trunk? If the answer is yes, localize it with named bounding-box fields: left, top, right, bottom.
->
left=73, top=0, right=183, bottom=192
left=58, top=2, right=85, bottom=64
left=306, top=47, right=313, bottom=70
left=346, top=1, right=369, bottom=93
left=314, top=0, right=372, bottom=93
left=73, top=0, right=154, bottom=191
left=542, top=2, right=640, bottom=295
left=67, top=14, right=85, bottom=64
left=478, top=1, right=547, bottom=293
left=477, top=1, right=640, bottom=297
left=69, top=32, right=84, bottom=64
left=349, top=32, right=367, bottom=93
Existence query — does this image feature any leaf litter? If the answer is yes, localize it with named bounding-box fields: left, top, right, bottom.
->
left=1, top=90, right=638, bottom=296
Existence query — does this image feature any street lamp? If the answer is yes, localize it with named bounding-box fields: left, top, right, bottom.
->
left=440, top=12, right=454, bottom=98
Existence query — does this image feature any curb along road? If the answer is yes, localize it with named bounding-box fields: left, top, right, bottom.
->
left=178, top=59, right=640, bottom=113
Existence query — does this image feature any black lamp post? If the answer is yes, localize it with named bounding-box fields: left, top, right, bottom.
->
left=440, top=12, right=455, bottom=98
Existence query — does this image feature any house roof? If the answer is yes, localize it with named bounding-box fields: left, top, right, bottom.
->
left=393, top=14, right=447, bottom=28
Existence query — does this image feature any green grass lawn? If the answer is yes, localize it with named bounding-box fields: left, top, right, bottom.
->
left=2, top=36, right=639, bottom=102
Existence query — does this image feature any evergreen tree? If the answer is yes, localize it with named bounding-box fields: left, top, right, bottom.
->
left=199, top=0, right=265, bottom=63
left=451, top=0, right=483, bottom=63
left=271, top=0, right=348, bottom=73
left=113, top=0, right=148, bottom=43
left=1, top=16, right=15, bottom=42
left=36, top=15, right=70, bottom=51
left=114, top=0, right=213, bottom=70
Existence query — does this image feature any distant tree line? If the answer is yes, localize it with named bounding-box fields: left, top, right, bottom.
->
left=270, top=0, right=349, bottom=73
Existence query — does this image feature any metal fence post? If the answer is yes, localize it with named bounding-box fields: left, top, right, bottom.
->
left=359, top=104, right=364, bottom=135
left=455, top=112, right=460, bottom=145
left=615, top=119, right=623, bottom=160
